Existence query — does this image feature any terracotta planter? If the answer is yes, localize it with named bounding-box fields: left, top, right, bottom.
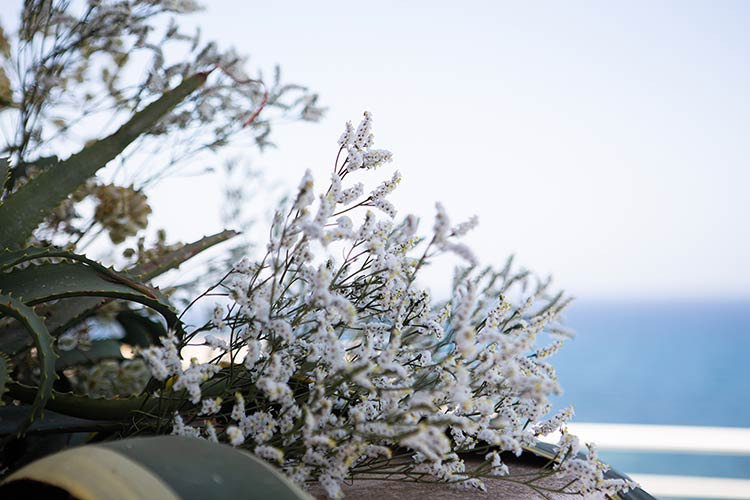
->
left=308, top=444, right=654, bottom=500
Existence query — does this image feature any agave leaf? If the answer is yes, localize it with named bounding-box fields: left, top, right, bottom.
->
left=101, top=437, right=312, bottom=500
left=7, top=383, right=181, bottom=420
left=0, top=294, right=56, bottom=437
left=0, top=246, right=59, bottom=270
left=0, top=352, right=9, bottom=404
left=8, top=383, right=157, bottom=420
left=4, top=155, right=59, bottom=193
left=116, top=310, right=167, bottom=348
left=8, top=369, right=235, bottom=421
left=0, top=231, right=238, bottom=352
left=0, top=298, right=107, bottom=357
left=0, top=262, right=179, bottom=330
left=0, top=246, right=120, bottom=271
left=47, top=297, right=109, bottom=338
left=0, top=72, right=209, bottom=249
left=128, top=229, right=239, bottom=281
left=55, top=339, right=123, bottom=371
left=0, top=436, right=313, bottom=500
left=0, top=405, right=120, bottom=435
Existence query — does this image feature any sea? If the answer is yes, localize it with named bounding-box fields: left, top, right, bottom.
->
left=550, top=300, right=750, bottom=499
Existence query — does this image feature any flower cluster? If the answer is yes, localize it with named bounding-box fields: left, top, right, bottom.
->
left=144, top=112, right=637, bottom=497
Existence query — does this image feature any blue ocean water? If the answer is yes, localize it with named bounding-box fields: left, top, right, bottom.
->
left=550, top=300, right=750, bottom=498
left=553, top=300, right=750, bottom=428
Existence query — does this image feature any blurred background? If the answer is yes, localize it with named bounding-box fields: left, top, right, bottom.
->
left=5, top=1, right=750, bottom=498
left=161, top=2, right=750, bottom=498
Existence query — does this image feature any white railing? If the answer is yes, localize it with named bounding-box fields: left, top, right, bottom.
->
left=540, top=422, right=750, bottom=499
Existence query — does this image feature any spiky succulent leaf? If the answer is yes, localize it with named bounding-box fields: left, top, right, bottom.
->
left=0, top=72, right=209, bottom=249
left=7, top=383, right=162, bottom=420
left=0, top=436, right=313, bottom=500
left=116, top=310, right=167, bottom=348
left=0, top=262, right=179, bottom=329
left=129, top=229, right=239, bottom=281
left=0, top=405, right=120, bottom=435
left=0, top=294, right=56, bottom=437
left=0, top=229, right=235, bottom=348
left=0, top=352, right=9, bottom=404
left=55, top=339, right=123, bottom=370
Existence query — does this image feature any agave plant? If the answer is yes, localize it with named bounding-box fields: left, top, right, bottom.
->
left=0, top=72, right=236, bottom=445
left=0, top=0, right=322, bottom=475
left=0, top=436, right=312, bottom=500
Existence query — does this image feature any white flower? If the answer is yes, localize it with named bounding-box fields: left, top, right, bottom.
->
left=337, top=121, right=354, bottom=147
left=199, top=398, right=222, bottom=416
left=231, top=393, right=246, bottom=422
left=204, top=334, right=228, bottom=351
left=244, top=340, right=263, bottom=370
left=353, top=111, right=373, bottom=149
left=171, top=413, right=200, bottom=438
left=153, top=111, right=611, bottom=496
left=212, top=305, right=226, bottom=329
left=226, top=425, right=245, bottom=447
left=234, top=257, right=253, bottom=273
left=485, top=451, right=509, bottom=476
left=204, top=422, right=219, bottom=443
left=255, top=445, right=284, bottom=464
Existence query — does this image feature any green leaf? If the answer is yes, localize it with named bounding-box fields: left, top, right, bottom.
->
left=0, top=352, right=9, bottom=404
left=0, top=231, right=237, bottom=351
left=0, top=246, right=112, bottom=271
left=0, top=405, right=120, bottom=435
left=8, top=369, right=236, bottom=421
left=5, top=155, right=59, bottom=193
left=7, top=383, right=184, bottom=421
left=100, top=437, right=313, bottom=500
left=0, top=248, right=180, bottom=321
left=0, top=436, right=313, bottom=500
left=116, top=310, right=167, bottom=348
left=128, top=229, right=239, bottom=281
left=0, top=294, right=56, bottom=437
left=55, top=339, right=123, bottom=370
left=0, top=262, right=179, bottom=329
left=0, top=72, right=209, bottom=249
left=0, top=298, right=107, bottom=356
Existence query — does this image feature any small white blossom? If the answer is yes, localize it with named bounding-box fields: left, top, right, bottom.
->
left=204, top=334, right=228, bottom=351
left=226, top=425, right=245, bottom=447
left=199, top=398, right=222, bottom=416
left=153, top=112, right=614, bottom=498
left=255, top=445, right=284, bottom=464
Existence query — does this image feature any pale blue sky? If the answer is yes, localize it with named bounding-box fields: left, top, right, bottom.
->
left=150, top=1, right=750, bottom=299
left=7, top=1, right=748, bottom=299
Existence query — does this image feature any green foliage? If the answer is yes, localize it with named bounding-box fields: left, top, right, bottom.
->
left=0, top=0, right=318, bottom=483
left=55, top=339, right=123, bottom=371
left=0, top=294, right=56, bottom=438
left=129, top=229, right=239, bottom=281
left=0, top=73, right=208, bottom=249
left=0, top=405, right=120, bottom=435
left=0, top=436, right=313, bottom=500
left=0, top=261, right=178, bottom=324
left=0, top=352, right=9, bottom=404
left=0, top=71, right=230, bottom=447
